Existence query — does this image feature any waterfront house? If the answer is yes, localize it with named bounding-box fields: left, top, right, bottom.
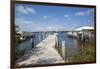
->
left=17, top=31, right=33, bottom=40
left=67, top=26, right=94, bottom=41
left=75, top=26, right=94, bottom=41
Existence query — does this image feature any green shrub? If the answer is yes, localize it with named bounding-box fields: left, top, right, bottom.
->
left=14, top=50, right=25, bottom=61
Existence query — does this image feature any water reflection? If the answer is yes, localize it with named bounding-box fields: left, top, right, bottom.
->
left=56, top=32, right=95, bottom=63
left=15, top=32, right=95, bottom=62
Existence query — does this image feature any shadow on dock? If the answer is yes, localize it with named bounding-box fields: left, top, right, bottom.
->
left=15, top=34, right=64, bottom=67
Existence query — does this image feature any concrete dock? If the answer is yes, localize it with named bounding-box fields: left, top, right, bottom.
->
left=15, top=34, right=64, bottom=67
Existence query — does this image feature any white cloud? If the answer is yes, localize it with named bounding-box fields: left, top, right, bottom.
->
left=16, top=5, right=36, bottom=14
left=43, top=16, right=48, bottom=19
left=75, top=12, right=85, bottom=16
left=64, top=14, right=72, bottom=21
left=64, top=14, right=69, bottom=17
left=16, top=18, right=35, bottom=30
left=26, top=7, right=36, bottom=14
left=75, top=9, right=94, bottom=16
left=15, top=18, right=68, bottom=32
left=52, top=19, right=57, bottom=21
left=15, top=18, right=49, bottom=32
left=88, top=20, right=91, bottom=23
left=86, top=9, right=94, bottom=14
left=16, top=5, right=28, bottom=14
left=46, top=25, right=65, bottom=31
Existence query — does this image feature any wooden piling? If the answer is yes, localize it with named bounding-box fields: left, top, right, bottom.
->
left=55, top=34, right=58, bottom=49
left=39, top=34, right=41, bottom=42
left=62, top=41, right=66, bottom=61
left=43, top=32, right=45, bottom=39
left=62, top=41, right=65, bottom=60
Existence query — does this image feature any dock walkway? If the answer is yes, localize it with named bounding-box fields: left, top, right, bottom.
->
left=15, top=34, right=64, bottom=66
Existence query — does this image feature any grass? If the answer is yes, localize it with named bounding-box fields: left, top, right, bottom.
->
left=67, top=46, right=95, bottom=63
left=14, top=50, right=25, bottom=61
left=15, top=34, right=22, bottom=46
left=56, top=44, right=95, bottom=63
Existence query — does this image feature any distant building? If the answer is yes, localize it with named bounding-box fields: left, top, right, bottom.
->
left=75, top=26, right=94, bottom=38
left=17, top=31, right=33, bottom=40
left=67, top=26, right=94, bottom=41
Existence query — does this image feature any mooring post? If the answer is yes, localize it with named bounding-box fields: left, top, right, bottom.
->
left=81, top=31, right=84, bottom=41
left=39, top=34, right=41, bottom=42
left=62, top=40, right=66, bottom=61
left=46, top=33, right=48, bottom=37
left=43, top=32, right=45, bottom=39
left=43, top=32, right=44, bottom=39
left=55, top=33, right=58, bottom=49
left=31, top=36, right=34, bottom=48
left=42, top=32, right=43, bottom=40
left=89, top=31, right=91, bottom=41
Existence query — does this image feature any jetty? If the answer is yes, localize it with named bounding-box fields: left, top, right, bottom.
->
left=15, top=34, right=64, bottom=67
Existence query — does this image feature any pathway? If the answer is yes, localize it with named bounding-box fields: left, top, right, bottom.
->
left=15, top=34, right=64, bottom=67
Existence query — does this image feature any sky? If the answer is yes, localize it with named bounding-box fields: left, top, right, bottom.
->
left=15, top=4, right=95, bottom=32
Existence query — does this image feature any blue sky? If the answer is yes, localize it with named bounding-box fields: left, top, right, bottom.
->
left=15, top=4, right=94, bottom=32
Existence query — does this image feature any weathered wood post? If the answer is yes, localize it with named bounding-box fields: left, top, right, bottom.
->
left=46, top=33, right=48, bottom=37
left=55, top=33, right=58, bottom=49
left=43, top=32, right=45, bottom=39
left=31, top=35, right=34, bottom=48
left=42, top=32, right=43, bottom=40
left=81, top=31, right=84, bottom=41
left=77, top=31, right=79, bottom=39
left=88, top=31, right=91, bottom=41
left=61, top=40, right=66, bottom=61
left=45, top=32, right=46, bottom=38
left=47, top=32, right=48, bottom=37
left=45, top=33, right=47, bottom=38
left=39, top=33, right=41, bottom=42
